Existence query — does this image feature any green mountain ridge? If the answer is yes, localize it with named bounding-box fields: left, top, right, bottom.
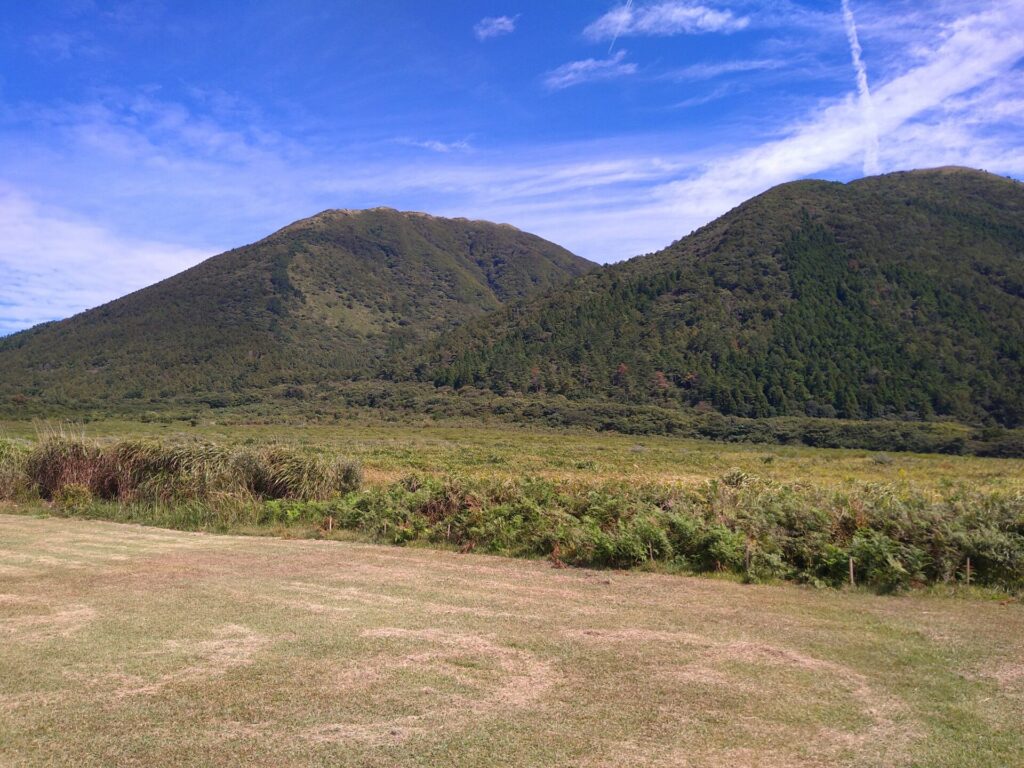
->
left=0, top=208, right=594, bottom=404
left=3, top=167, right=1023, bottom=432
left=412, top=168, right=1024, bottom=427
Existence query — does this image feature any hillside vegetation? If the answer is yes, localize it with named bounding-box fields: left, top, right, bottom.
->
left=0, top=209, right=593, bottom=406
left=415, top=169, right=1024, bottom=427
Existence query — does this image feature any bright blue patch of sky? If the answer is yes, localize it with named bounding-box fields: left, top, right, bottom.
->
left=1, top=0, right=1023, bottom=333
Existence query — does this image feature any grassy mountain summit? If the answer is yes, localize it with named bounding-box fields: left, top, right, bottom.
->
left=417, top=168, right=1024, bottom=427
left=0, top=208, right=594, bottom=405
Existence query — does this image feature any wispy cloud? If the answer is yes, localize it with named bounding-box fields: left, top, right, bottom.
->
left=620, top=3, right=1024, bottom=234
left=585, top=2, right=749, bottom=42
left=841, top=0, right=880, bottom=175
left=606, top=0, right=634, bottom=52
left=544, top=50, right=638, bottom=90
left=397, top=138, right=472, bottom=153
left=665, top=58, right=784, bottom=81
left=28, top=31, right=103, bottom=61
left=474, top=15, right=518, bottom=41
left=669, top=84, right=737, bottom=109
left=29, top=32, right=76, bottom=60
left=0, top=188, right=209, bottom=335
left=104, top=0, right=165, bottom=31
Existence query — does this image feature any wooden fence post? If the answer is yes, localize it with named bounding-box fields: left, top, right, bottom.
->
left=849, top=557, right=856, bottom=588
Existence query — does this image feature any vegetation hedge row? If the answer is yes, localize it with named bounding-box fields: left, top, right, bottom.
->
left=7, top=381, right=1024, bottom=457
left=29, top=467, right=1020, bottom=594
left=5, top=435, right=1022, bottom=594
left=326, top=383, right=1024, bottom=457
left=313, top=474, right=1024, bottom=593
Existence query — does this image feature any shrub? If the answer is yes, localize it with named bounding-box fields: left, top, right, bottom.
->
left=849, top=530, right=925, bottom=593
left=54, top=483, right=93, bottom=514
left=747, top=548, right=792, bottom=583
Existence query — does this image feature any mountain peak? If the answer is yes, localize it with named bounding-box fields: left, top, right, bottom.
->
left=0, top=209, right=594, bottom=405
left=283, top=207, right=525, bottom=233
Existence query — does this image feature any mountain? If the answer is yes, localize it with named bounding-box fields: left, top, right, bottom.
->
left=414, top=168, right=1024, bottom=427
left=0, top=208, right=594, bottom=406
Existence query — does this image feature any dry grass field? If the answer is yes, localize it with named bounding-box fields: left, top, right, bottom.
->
left=2, top=512, right=1022, bottom=767
left=3, top=418, right=1023, bottom=493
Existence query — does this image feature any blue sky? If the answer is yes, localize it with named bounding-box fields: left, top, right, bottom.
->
left=2, top=0, right=1023, bottom=334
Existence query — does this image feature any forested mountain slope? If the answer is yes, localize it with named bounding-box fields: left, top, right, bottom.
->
left=413, top=169, right=1024, bottom=427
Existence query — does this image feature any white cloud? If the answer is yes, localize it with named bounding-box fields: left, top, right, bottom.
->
left=587, top=2, right=1024, bottom=249
left=584, top=2, right=749, bottom=41
left=669, top=84, right=736, bottom=108
left=28, top=31, right=104, bottom=61
left=543, top=50, right=638, bottom=90
left=665, top=58, right=784, bottom=81
left=0, top=188, right=210, bottom=334
left=474, top=15, right=517, bottom=41
left=397, top=138, right=472, bottom=153
left=841, top=0, right=881, bottom=175
left=452, top=2, right=1024, bottom=262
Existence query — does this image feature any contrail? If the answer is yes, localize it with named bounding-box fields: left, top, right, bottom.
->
left=841, top=0, right=881, bottom=176
left=608, top=0, right=634, bottom=53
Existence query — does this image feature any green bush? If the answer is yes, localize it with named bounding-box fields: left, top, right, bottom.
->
left=54, top=483, right=93, bottom=514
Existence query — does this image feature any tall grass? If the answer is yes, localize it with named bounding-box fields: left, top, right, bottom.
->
left=0, top=438, right=30, bottom=500
left=244, top=446, right=362, bottom=501
left=12, top=436, right=361, bottom=504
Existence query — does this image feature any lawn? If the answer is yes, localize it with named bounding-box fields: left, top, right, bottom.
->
left=1, top=512, right=1022, bottom=767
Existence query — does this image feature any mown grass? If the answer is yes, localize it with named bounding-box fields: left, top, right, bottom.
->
left=1, top=513, right=1022, bottom=767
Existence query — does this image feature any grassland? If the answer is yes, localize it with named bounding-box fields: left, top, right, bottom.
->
left=1, top=512, right=1022, bottom=767
left=3, top=418, right=1022, bottom=494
